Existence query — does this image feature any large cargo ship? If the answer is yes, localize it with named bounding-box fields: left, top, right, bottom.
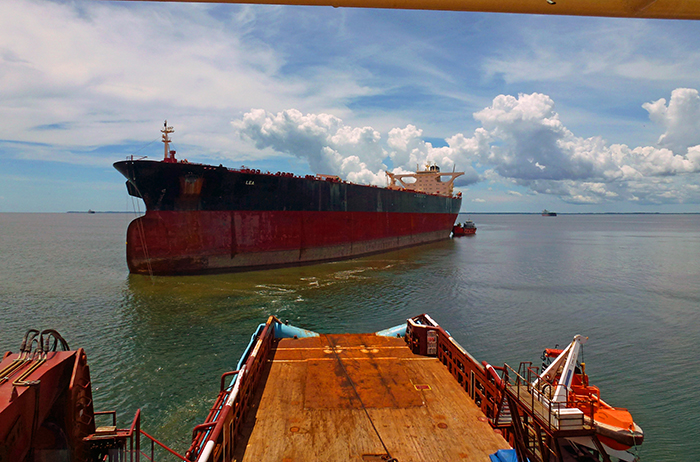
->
left=114, top=122, right=464, bottom=275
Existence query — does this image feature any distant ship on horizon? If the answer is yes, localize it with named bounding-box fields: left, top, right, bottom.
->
left=542, top=209, right=557, bottom=217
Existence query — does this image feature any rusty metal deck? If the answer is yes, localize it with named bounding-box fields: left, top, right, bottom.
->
left=233, top=333, right=510, bottom=461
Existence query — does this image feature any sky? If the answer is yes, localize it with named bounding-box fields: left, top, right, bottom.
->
left=2, top=1, right=700, bottom=213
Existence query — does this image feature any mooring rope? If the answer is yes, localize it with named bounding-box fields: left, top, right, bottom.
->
left=126, top=160, right=155, bottom=283
left=131, top=197, right=154, bottom=282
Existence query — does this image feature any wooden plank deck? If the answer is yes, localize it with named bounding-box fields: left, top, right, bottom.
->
left=234, top=333, right=510, bottom=461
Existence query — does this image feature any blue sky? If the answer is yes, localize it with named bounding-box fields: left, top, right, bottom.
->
left=2, top=1, right=700, bottom=213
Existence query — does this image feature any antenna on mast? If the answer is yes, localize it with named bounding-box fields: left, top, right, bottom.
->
left=161, top=120, right=175, bottom=162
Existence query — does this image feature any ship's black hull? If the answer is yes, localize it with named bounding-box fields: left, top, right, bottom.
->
left=114, top=160, right=462, bottom=275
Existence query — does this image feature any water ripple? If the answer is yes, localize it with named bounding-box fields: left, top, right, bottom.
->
left=2, top=213, right=699, bottom=460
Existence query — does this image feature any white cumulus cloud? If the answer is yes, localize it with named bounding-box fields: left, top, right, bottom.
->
left=643, top=88, right=700, bottom=155
left=234, top=89, right=700, bottom=207
left=234, top=109, right=481, bottom=186
left=233, top=109, right=386, bottom=184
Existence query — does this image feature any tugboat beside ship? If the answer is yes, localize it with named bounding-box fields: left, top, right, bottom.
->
left=114, top=122, right=464, bottom=275
left=453, top=219, right=477, bottom=236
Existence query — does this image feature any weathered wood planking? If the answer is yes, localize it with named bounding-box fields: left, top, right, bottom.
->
left=234, top=333, right=510, bottom=461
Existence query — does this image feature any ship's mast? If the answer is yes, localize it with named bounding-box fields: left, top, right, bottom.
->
left=161, top=120, right=175, bottom=162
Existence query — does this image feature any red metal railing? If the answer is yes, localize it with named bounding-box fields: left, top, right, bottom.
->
left=405, top=315, right=510, bottom=432
left=87, top=409, right=188, bottom=462
left=140, top=430, right=188, bottom=461
left=398, top=337, right=598, bottom=462
left=85, top=409, right=141, bottom=462
left=187, top=316, right=278, bottom=462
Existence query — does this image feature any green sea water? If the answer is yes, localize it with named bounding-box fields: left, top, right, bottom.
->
left=1, top=212, right=699, bottom=461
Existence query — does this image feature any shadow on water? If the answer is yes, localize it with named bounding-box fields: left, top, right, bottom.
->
left=124, top=239, right=459, bottom=330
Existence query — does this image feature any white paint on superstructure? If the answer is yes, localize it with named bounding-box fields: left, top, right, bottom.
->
left=387, top=164, right=463, bottom=196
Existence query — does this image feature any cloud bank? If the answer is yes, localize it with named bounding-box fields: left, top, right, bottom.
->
left=235, top=89, right=700, bottom=206
left=4, top=0, right=700, bottom=212
left=0, top=0, right=370, bottom=155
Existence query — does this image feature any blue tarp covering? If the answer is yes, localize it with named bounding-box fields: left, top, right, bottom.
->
left=274, top=322, right=320, bottom=339
left=489, top=449, right=519, bottom=462
left=375, top=323, right=407, bottom=337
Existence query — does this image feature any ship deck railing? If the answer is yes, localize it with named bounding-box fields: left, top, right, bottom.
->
left=500, top=363, right=602, bottom=462
left=124, top=157, right=462, bottom=198
left=502, top=363, right=597, bottom=433
left=86, top=409, right=190, bottom=462
left=188, top=314, right=512, bottom=462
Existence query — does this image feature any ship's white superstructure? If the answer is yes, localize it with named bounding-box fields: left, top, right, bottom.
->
left=387, top=164, right=463, bottom=196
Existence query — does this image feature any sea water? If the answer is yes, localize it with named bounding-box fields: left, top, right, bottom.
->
left=1, top=212, right=698, bottom=461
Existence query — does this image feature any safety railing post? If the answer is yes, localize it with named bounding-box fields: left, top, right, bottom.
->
left=136, top=411, right=141, bottom=462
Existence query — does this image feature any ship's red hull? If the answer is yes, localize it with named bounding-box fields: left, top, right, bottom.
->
left=127, top=210, right=457, bottom=275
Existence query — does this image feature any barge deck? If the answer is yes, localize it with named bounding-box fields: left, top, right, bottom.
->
left=3, top=315, right=643, bottom=462
left=233, top=333, right=509, bottom=461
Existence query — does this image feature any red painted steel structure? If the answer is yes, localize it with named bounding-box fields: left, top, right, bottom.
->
left=1, top=330, right=192, bottom=462
left=0, top=332, right=95, bottom=462
left=187, top=319, right=275, bottom=461
left=405, top=314, right=512, bottom=435
left=125, top=210, right=458, bottom=274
